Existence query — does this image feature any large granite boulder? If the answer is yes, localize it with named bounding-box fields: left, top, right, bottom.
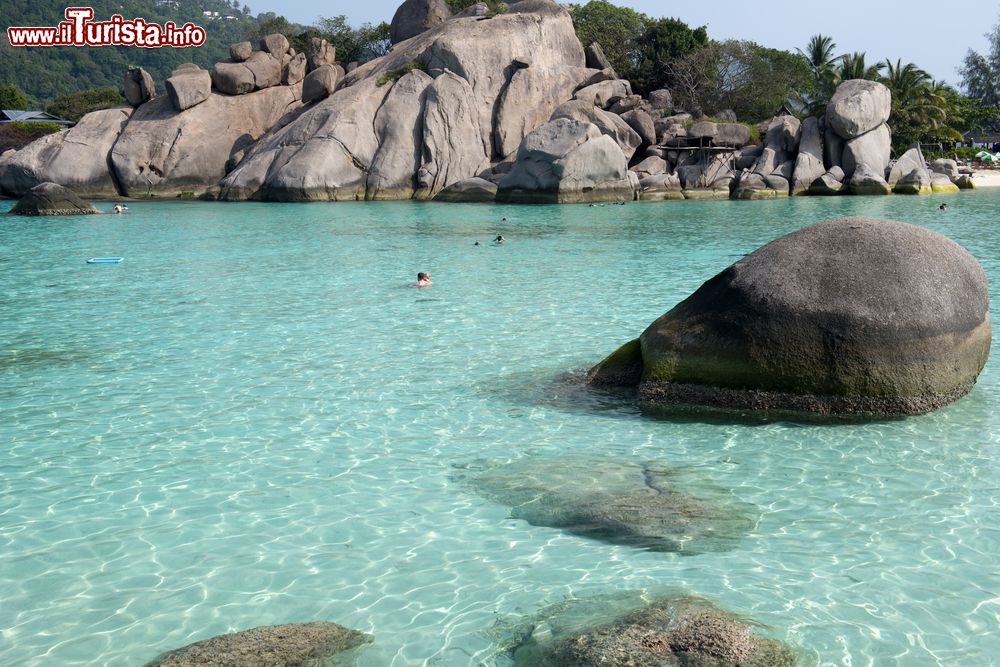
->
left=366, top=69, right=434, bottom=200
left=470, top=456, right=758, bottom=554
left=827, top=79, right=892, bottom=140
left=433, top=176, right=498, bottom=201
left=494, top=66, right=594, bottom=159
left=496, top=118, right=634, bottom=204
left=648, top=88, right=672, bottom=112
left=929, top=158, right=959, bottom=180
left=573, top=79, right=631, bottom=108
left=305, top=37, right=336, bottom=72
left=123, top=66, right=155, bottom=107
left=638, top=173, right=683, bottom=200
left=809, top=168, right=845, bottom=195
left=301, top=64, right=341, bottom=104
left=849, top=163, right=891, bottom=195
left=589, top=217, right=991, bottom=416
left=888, top=147, right=931, bottom=194
left=221, top=0, right=584, bottom=200
left=584, top=41, right=614, bottom=73
left=0, top=107, right=132, bottom=197
left=842, top=123, right=890, bottom=179
left=8, top=182, right=99, bottom=215
left=259, top=33, right=289, bottom=56
left=211, top=61, right=256, bottom=95
left=165, top=66, right=212, bottom=111
left=229, top=41, right=252, bottom=62
left=510, top=594, right=797, bottom=667
left=111, top=86, right=302, bottom=197
left=791, top=116, right=824, bottom=195
left=390, top=0, right=452, bottom=44
left=282, top=52, right=307, bottom=85
left=551, top=100, right=641, bottom=161
left=143, top=622, right=371, bottom=666
left=619, top=108, right=656, bottom=146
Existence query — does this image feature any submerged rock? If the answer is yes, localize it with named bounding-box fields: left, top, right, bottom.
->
left=589, top=216, right=991, bottom=417
left=9, top=182, right=99, bottom=215
left=143, top=621, right=371, bottom=666
left=470, top=456, right=758, bottom=554
left=508, top=594, right=797, bottom=667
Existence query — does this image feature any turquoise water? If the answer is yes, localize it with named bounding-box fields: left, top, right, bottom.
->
left=1, top=192, right=997, bottom=666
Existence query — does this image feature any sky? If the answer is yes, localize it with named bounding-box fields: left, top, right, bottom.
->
left=250, top=0, right=1000, bottom=89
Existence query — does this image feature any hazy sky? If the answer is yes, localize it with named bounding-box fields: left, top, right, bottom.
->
left=250, top=0, right=1000, bottom=88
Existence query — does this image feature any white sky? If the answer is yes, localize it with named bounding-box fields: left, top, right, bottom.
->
left=251, top=0, right=999, bottom=88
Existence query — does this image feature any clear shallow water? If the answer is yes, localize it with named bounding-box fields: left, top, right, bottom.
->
left=0, top=192, right=997, bottom=666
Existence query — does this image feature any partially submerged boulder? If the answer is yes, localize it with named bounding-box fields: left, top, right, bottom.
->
left=888, top=147, right=931, bottom=195
left=143, top=622, right=371, bottom=667
left=471, top=456, right=758, bottom=554
left=509, top=594, right=797, bottom=667
left=9, top=182, right=100, bottom=215
left=589, top=217, right=991, bottom=417
left=433, top=176, right=497, bottom=202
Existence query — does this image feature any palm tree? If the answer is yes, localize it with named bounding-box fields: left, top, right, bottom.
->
left=878, top=60, right=958, bottom=152
left=792, top=34, right=843, bottom=116
left=837, top=52, right=884, bottom=83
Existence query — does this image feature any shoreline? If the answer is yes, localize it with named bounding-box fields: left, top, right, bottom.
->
left=971, top=170, right=1000, bottom=188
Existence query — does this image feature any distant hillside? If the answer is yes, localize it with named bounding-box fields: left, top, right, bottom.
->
left=0, top=0, right=261, bottom=106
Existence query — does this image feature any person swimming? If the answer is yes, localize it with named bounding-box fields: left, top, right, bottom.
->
left=416, top=272, right=432, bottom=286
left=939, top=203, right=948, bottom=210
left=494, top=234, right=505, bottom=244
left=113, top=204, right=123, bottom=214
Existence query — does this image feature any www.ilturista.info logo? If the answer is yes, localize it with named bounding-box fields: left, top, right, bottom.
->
left=7, top=7, right=206, bottom=48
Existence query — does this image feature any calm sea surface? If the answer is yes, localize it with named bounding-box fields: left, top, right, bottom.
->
left=1, top=192, right=998, bottom=666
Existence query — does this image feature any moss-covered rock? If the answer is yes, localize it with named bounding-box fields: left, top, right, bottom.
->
left=509, top=594, right=798, bottom=667
left=589, top=216, right=991, bottom=417
left=143, top=621, right=372, bottom=666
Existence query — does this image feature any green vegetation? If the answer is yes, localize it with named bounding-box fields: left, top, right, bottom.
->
left=376, top=61, right=427, bottom=87
left=0, top=83, right=29, bottom=110
left=0, top=120, right=63, bottom=151
left=569, top=1, right=707, bottom=96
left=961, top=15, right=1000, bottom=106
left=46, top=87, right=124, bottom=123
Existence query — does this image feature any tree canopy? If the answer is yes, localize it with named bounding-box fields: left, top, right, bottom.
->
left=0, top=83, right=28, bottom=110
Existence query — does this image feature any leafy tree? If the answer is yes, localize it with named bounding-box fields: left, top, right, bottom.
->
left=630, top=17, right=708, bottom=94
left=569, top=1, right=649, bottom=74
left=312, top=16, right=391, bottom=65
left=0, top=83, right=29, bottom=110
left=0, top=120, right=62, bottom=151
left=960, top=15, right=1000, bottom=105
left=46, top=87, right=123, bottom=123
left=665, top=40, right=811, bottom=122
left=792, top=34, right=841, bottom=115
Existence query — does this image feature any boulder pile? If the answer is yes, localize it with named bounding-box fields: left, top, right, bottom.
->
left=0, top=0, right=978, bottom=202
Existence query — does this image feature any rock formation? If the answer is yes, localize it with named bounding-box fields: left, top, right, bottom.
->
left=510, top=595, right=797, bottom=667
left=123, top=67, right=155, bottom=107
left=589, top=217, right=991, bottom=417
left=8, top=182, right=100, bottom=215
left=143, top=622, right=371, bottom=666
left=390, top=0, right=453, bottom=44
left=471, top=456, right=758, bottom=554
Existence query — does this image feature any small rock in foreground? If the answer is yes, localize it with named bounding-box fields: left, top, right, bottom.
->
left=9, top=182, right=99, bottom=215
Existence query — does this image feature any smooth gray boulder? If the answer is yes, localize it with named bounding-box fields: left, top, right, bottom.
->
left=471, top=456, right=758, bottom=554
left=8, top=182, right=99, bottom=215
left=849, top=163, right=891, bottom=195
left=143, top=622, right=371, bottom=667
left=619, top=108, right=656, bottom=145
left=123, top=66, right=155, bottom=107
left=243, top=51, right=281, bottom=90
left=366, top=69, right=434, bottom=200
left=763, top=115, right=801, bottom=153
left=494, top=66, right=593, bottom=159
left=496, top=118, right=634, bottom=203
left=301, top=64, right=340, bottom=104
left=590, top=217, right=991, bottom=416
left=630, top=155, right=667, bottom=178
left=931, top=172, right=960, bottom=193
left=0, top=107, right=132, bottom=197
left=584, top=41, right=615, bottom=73
left=259, top=33, right=289, bottom=56
left=572, top=79, right=631, bottom=108
left=888, top=147, right=931, bottom=194
left=714, top=122, right=751, bottom=147
left=637, top=173, right=684, bottom=200
left=791, top=116, right=824, bottom=195
left=211, top=61, right=256, bottom=95
left=433, top=176, right=497, bottom=201
left=687, top=120, right=717, bottom=140
left=305, top=37, right=335, bottom=72
left=165, top=67, right=211, bottom=111
left=607, top=94, right=641, bottom=114
left=842, top=123, right=890, bottom=179
left=648, top=88, right=672, bottom=112
left=809, top=169, right=845, bottom=195
left=417, top=70, right=490, bottom=198
left=510, top=595, right=797, bottom=667
left=390, top=0, right=452, bottom=44
left=229, top=41, right=252, bottom=62
left=282, top=52, right=307, bottom=85
left=929, top=158, right=959, bottom=179
left=823, top=123, right=844, bottom=169
left=111, top=86, right=302, bottom=197
left=551, top=100, right=641, bottom=161
left=827, top=79, right=892, bottom=140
